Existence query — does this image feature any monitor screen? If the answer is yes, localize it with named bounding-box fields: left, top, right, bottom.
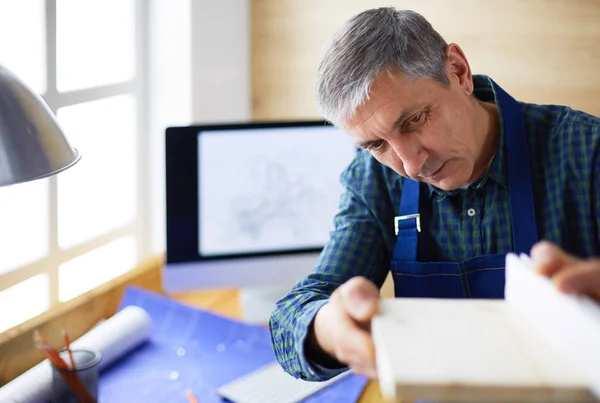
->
left=164, top=121, right=356, bottom=292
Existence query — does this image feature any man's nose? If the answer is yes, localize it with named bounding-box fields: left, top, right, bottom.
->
left=389, top=139, right=426, bottom=178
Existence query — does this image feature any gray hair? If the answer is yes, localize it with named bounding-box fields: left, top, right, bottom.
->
left=316, top=8, right=449, bottom=126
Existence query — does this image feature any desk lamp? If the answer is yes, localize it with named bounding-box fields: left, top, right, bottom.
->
left=0, top=64, right=80, bottom=187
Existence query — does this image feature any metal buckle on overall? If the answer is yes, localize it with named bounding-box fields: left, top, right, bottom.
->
left=394, top=213, right=421, bottom=235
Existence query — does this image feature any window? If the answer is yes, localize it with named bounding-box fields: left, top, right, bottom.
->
left=0, top=0, right=147, bottom=333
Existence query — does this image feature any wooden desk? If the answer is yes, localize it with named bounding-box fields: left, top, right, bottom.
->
left=172, top=288, right=384, bottom=403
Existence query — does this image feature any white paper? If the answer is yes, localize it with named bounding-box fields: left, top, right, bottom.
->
left=0, top=305, right=152, bottom=403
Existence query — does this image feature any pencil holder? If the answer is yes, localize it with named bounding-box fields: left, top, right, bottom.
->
left=51, top=348, right=101, bottom=403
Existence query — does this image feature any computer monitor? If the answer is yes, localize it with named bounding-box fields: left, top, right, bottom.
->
left=163, top=121, right=357, bottom=293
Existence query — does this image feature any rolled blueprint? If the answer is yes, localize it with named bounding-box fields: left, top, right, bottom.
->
left=0, top=305, right=152, bottom=403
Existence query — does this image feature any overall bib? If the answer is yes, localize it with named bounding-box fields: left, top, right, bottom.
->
left=391, top=82, right=538, bottom=299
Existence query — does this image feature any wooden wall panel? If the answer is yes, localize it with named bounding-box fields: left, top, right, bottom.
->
left=251, top=0, right=600, bottom=120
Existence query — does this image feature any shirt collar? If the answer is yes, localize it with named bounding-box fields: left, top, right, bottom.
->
left=426, top=74, right=508, bottom=199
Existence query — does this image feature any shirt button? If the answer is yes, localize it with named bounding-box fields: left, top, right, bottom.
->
left=467, top=208, right=476, bottom=217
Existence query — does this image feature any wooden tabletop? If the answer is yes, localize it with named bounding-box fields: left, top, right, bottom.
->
left=171, top=288, right=384, bottom=403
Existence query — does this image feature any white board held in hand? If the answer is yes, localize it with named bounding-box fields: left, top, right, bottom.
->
left=372, top=253, right=600, bottom=403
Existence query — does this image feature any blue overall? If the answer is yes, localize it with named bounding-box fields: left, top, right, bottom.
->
left=391, top=82, right=538, bottom=299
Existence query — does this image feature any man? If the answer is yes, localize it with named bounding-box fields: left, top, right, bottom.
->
left=269, top=7, right=600, bottom=381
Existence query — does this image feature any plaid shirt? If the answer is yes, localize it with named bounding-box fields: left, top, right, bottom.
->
left=269, top=75, right=600, bottom=381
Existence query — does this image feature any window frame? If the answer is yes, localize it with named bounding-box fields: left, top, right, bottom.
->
left=0, top=0, right=150, bottom=310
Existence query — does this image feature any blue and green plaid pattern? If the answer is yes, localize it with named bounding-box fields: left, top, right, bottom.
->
left=269, top=75, right=600, bottom=381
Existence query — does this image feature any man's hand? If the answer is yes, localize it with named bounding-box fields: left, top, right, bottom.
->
left=531, top=240, right=600, bottom=302
left=308, top=276, right=380, bottom=378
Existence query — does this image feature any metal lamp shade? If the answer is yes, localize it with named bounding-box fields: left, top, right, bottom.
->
left=0, top=64, right=80, bottom=187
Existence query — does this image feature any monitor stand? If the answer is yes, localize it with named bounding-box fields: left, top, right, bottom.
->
left=239, top=285, right=295, bottom=324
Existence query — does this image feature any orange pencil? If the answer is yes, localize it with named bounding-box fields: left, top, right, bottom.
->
left=33, top=330, right=68, bottom=369
left=185, top=389, right=199, bottom=403
left=33, top=329, right=96, bottom=403
left=62, top=329, right=76, bottom=369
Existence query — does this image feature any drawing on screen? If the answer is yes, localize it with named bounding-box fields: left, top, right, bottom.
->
left=230, top=159, right=320, bottom=242
left=198, top=128, right=354, bottom=256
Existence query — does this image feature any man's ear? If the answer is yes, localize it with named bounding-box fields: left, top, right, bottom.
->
left=445, top=43, right=473, bottom=95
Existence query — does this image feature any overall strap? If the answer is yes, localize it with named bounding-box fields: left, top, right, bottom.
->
left=392, top=178, right=420, bottom=260
left=494, top=83, right=538, bottom=253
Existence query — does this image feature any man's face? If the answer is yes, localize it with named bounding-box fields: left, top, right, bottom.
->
left=342, top=70, right=482, bottom=191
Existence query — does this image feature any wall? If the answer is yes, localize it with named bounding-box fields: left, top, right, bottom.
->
left=251, top=0, right=600, bottom=120
left=146, top=0, right=193, bottom=256
left=192, top=0, right=251, bottom=123
left=146, top=0, right=251, bottom=255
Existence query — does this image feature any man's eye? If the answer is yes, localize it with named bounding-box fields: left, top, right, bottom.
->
left=408, top=112, right=424, bottom=125
left=368, top=140, right=384, bottom=152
